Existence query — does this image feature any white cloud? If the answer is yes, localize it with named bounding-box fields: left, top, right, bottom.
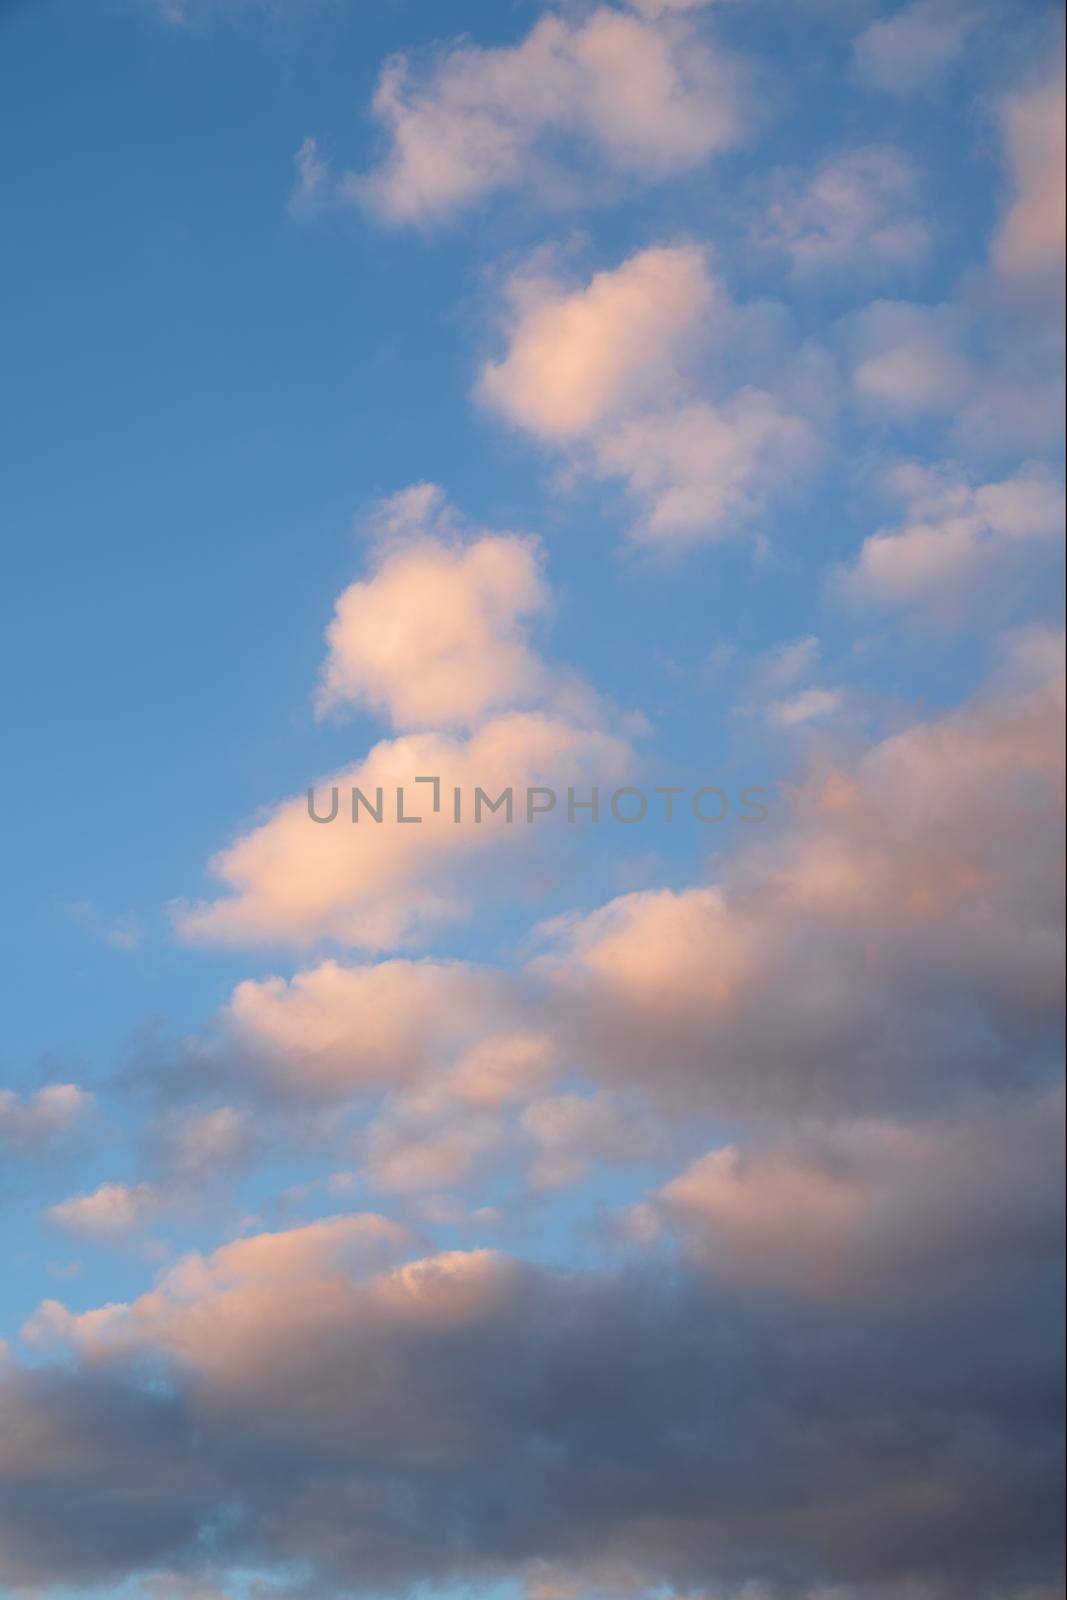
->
left=765, top=685, right=846, bottom=726
left=350, top=6, right=745, bottom=225
left=479, top=246, right=714, bottom=441
left=993, top=64, right=1066, bottom=283
left=756, top=146, right=930, bottom=276
left=0, top=1085, right=93, bottom=1152
left=177, top=486, right=631, bottom=950
left=315, top=486, right=550, bottom=730
left=176, top=709, right=630, bottom=951
left=845, top=300, right=971, bottom=412
left=837, top=462, right=1064, bottom=611
left=479, top=248, right=816, bottom=550
left=46, top=1182, right=161, bottom=1242
left=852, top=0, right=979, bottom=96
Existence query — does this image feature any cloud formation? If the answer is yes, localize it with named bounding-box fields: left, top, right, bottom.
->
left=176, top=487, right=631, bottom=950
left=993, top=63, right=1066, bottom=284
left=480, top=247, right=816, bottom=549
left=315, top=486, right=550, bottom=730
left=852, top=0, right=978, bottom=96
left=756, top=146, right=930, bottom=276
left=536, top=634, right=1065, bottom=1115
left=837, top=462, right=1064, bottom=612
left=5, top=1205, right=1061, bottom=1597
left=352, top=5, right=744, bottom=225
left=0, top=1084, right=92, bottom=1153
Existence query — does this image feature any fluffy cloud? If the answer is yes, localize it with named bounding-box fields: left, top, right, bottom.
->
left=845, top=300, right=971, bottom=411
left=222, top=957, right=514, bottom=1098
left=837, top=462, right=1065, bottom=611
left=315, top=486, right=550, bottom=729
left=177, top=488, right=631, bottom=950
left=649, top=1085, right=1064, bottom=1306
left=352, top=6, right=744, bottom=225
left=46, top=1181, right=161, bottom=1242
left=176, top=709, right=630, bottom=950
left=4, top=1210, right=1060, bottom=1596
left=0, top=1083, right=92, bottom=1152
left=993, top=63, right=1066, bottom=283
left=479, top=246, right=714, bottom=441
left=480, top=247, right=816, bottom=549
left=851, top=0, right=978, bottom=96
left=756, top=146, right=930, bottom=276
left=535, top=634, right=1065, bottom=1115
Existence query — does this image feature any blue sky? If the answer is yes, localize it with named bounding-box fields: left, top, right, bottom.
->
left=0, top=1, right=1064, bottom=1597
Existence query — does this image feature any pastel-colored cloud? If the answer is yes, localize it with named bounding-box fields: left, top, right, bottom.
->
left=351, top=6, right=744, bottom=225
left=480, top=247, right=816, bottom=550
left=993, top=64, right=1066, bottom=283
left=224, top=957, right=511, bottom=1098
left=535, top=634, right=1065, bottom=1114
left=316, top=487, right=549, bottom=730
left=852, top=0, right=978, bottom=96
left=176, top=709, right=631, bottom=950
left=757, top=146, right=930, bottom=276
left=651, top=1085, right=1064, bottom=1305
left=46, top=1182, right=161, bottom=1242
left=837, top=462, right=1065, bottom=611
left=5, top=1209, right=1059, bottom=1595
left=845, top=300, right=971, bottom=412
left=0, top=1084, right=93, bottom=1152
left=479, top=246, right=714, bottom=441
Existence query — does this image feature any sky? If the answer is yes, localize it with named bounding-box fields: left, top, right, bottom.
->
left=0, top=0, right=1064, bottom=1596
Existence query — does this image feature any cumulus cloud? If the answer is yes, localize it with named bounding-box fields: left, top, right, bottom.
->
left=845, top=299, right=972, bottom=411
left=222, top=957, right=515, bottom=1099
left=350, top=6, right=744, bottom=226
left=315, top=486, right=550, bottom=729
left=46, top=1181, right=162, bottom=1242
left=649, top=1084, right=1064, bottom=1306
left=852, top=0, right=979, bottom=96
left=479, top=246, right=714, bottom=441
left=175, top=708, right=630, bottom=950
left=0, top=1084, right=93, bottom=1152
left=176, top=487, right=631, bottom=950
left=993, top=63, right=1066, bottom=284
left=479, top=247, right=816, bottom=550
left=534, top=635, right=1065, bottom=1115
left=756, top=146, right=930, bottom=277
left=837, top=461, right=1065, bottom=612
left=4, top=1212, right=1061, bottom=1596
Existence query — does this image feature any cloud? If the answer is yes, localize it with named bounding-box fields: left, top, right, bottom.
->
left=479, top=246, right=714, bottom=441
left=153, top=1103, right=257, bottom=1179
left=46, top=1182, right=162, bottom=1242
left=479, top=248, right=816, bottom=550
left=649, top=1084, right=1064, bottom=1306
left=315, top=486, right=550, bottom=730
left=534, top=634, right=1065, bottom=1116
left=350, top=6, right=744, bottom=226
left=836, top=462, right=1065, bottom=612
left=765, top=684, right=846, bottom=726
left=288, top=133, right=329, bottom=218
left=4, top=1212, right=1061, bottom=1596
left=222, top=957, right=515, bottom=1099
left=845, top=300, right=972, bottom=411
left=176, top=486, right=631, bottom=950
left=993, top=63, right=1066, bottom=284
left=175, top=709, right=631, bottom=950
left=0, top=1084, right=93, bottom=1152
left=755, top=146, right=930, bottom=277
left=852, top=0, right=979, bottom=96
